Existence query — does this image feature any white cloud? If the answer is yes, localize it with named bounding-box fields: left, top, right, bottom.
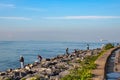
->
left=0, top=17, right=31, bottom=20
left=24, top=7, right=47, bottom=12
left=0, top=3, right=16, bottom=8
left=44, top=16, right=120, bottom=19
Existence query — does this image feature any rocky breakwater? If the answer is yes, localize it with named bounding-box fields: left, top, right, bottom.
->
left=0, top=48, right=102, bottom=80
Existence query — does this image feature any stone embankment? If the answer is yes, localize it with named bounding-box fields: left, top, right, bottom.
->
left=92, top=47, right=120, bottom=80
left=0, top=48, right=102, bottom=80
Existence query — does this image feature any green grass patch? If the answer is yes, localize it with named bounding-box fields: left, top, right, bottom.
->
left=61, top=50, right=107, bottom=80
left=104, top=43, right=114, bottom=50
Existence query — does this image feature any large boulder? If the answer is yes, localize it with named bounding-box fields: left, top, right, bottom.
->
left=59, top=70, right=70, bottom=78
left=0, top=72, right=6, bottom=76
left=50, top=75, right=59, bottom=80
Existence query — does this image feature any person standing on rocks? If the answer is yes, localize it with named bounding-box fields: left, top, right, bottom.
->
left=74, top=49, right=77, bottom=53
left=19, top=55, right=24, bottom=68
left=66, top=48, right=69, bottom=55
left=37, top=54, right=42, bottom=62
left=87, top=44, right=89, bottom=50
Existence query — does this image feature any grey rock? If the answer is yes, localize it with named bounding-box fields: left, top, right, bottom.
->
left=59, top=70, right=70, bottom=78
left=50, top=75, right=60, bottom=80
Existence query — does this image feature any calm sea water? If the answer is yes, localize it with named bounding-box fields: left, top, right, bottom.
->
left=0, top=41, right=109, bottom=71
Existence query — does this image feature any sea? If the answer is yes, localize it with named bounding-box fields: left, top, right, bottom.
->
left=0, top=41, right=116, bottom=71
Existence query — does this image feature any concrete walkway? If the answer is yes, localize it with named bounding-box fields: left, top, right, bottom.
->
left=92, top=47, right=120, bottom=80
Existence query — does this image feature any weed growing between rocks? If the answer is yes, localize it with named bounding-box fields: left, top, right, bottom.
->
left=61, top=50, right=106, bottom=80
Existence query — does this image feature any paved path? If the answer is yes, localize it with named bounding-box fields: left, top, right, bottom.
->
left=92, top=47, right=120, bottom=80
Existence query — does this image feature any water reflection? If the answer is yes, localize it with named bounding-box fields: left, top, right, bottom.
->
left=106, top=49, right=120, bottom=80
left=107, top=72, right=120, bottom=79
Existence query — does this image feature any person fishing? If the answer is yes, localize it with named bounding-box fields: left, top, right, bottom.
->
left=37, top=54, right=42, bottom=62
left=87, top=44, right=89, bottom=50
left=66, top=48, right=69, bottom=55
left=19, top=55, right=24, bottom=68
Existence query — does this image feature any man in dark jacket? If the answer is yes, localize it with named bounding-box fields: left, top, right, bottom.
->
left=66, top=48, right=69, bottom=55
left=19, top=55, right=24, bottom=68
left=38, top=55, right=42, bottom=62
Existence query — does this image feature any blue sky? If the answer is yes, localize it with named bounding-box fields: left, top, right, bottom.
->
left=0, top=0, right=120, bottom=42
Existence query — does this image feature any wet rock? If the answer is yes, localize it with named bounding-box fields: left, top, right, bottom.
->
left=46, top=58, right=51, bottom=61
left=0, top=72, right=6, bottom=76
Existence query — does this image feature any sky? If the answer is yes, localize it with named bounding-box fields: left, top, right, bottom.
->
left=0, top=0, right=120, bottom=42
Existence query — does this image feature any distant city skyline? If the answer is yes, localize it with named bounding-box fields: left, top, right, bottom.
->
left=0, top=0, right=120, bottom=42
